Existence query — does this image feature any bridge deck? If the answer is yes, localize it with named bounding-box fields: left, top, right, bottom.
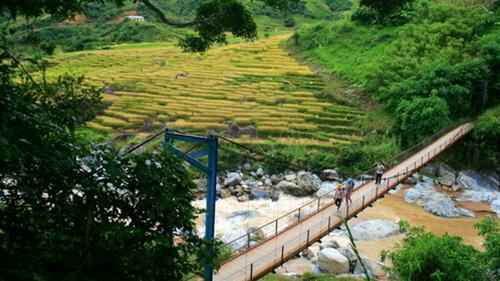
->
left=213, top=123, right=474, bottom=281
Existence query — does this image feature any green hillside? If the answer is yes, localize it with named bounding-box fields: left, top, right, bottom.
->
left=0, top=0, right=338, bottom=53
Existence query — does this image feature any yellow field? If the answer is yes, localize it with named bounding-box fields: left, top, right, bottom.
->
left=48, top=34, right=366, bottom=148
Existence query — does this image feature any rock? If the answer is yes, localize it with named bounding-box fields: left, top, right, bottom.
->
left=249, top=189, right=270, bottom=200
left=350, top=219, right=400, bottom=240
left=271, top=174, right=281, bottom=184
left=297, top=171, right=321, bottom=194
left=491, top=199, right=500, bottom=217
left=256, top=168, right=264, bottom=177
left=403, top=176, right=418, bottom=185
left=219, top=189, right=231, bottom=199
left=318, top=248, right=350, bottom=274
left=242, top=162, right=252, bottom=171
left=458, top=170, right=499, bottom=192
left=193, top=178, right=207, bottom=192
left=316, top=181, right=338, bottom=197
left=224, top=172, right=242, bottom=187
left=404, top=188, right=422, bottom=204
left=389, top=184, right=403, bottom=194
left=276, top=257, right=316, bottom=276
left=264, top=178, right=273, bottom=186
left=337, top=247, right=356, bottom=264
left=320, top=238, right=340, bottom=250
left=457, top=190, right=498, bottom=203
left=421, top=163, right=439, bottom=177
left=301, top=248, right=315, bottom=260
left=285, top=173, right=297, bottom=182
left=353, top=257, right=380, bottom=278
left=423, top=193, right=475, bottom=218
left=320, top=169, right=341, bottom=181
left=237, top=194, right=249, bottom=202
left=277, top=180, right=309, bottom=196
left=248, top=227, right=266, bottom=243
left=270, top=190, right=280, bottom=201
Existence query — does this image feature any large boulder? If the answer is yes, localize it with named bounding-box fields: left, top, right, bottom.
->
left=277, top=180, right=308, bottom=196
left=320, top=169, right=341, bottom=181
left=423, top=192, right=475, bottom=218
left=404, top=188, right=422, bottom=203
left=224, top=172, right=242, bottom=187
left=285, top=173, right=297, bottom=182
left=353, top=256, right=381, bottom=278
left=316, top=181, right=338, bottom=197
left=458, top=170, right=499, bottom=192
left=318, top=248, right=350, bottom=274
left=491, top=199, right=500, bottom=217
left=249, top=189, right=270, bottom=200
left=350, top=219, right=400, bottom=240
left=457, top=190, right=499, bottom=203
left=276, top=257, right=317, bottom=276
left=297, top=171, right=321, bottom=194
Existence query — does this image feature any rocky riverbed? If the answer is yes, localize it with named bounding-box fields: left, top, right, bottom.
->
left=192, top=163, right=499, bottom=279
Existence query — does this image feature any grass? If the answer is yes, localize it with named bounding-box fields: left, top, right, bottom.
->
left=47, top=34, right=368, bottom=151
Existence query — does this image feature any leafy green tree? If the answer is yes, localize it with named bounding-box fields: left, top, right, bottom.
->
left=471, top=104, right=500, bottom=168
left=359, top=0, right=414, bottom=17
left=0, top=0, right=295, bottom=51
left=394, top=96, right=450, bottom=147
left=387, top=225, right=488, bottom=281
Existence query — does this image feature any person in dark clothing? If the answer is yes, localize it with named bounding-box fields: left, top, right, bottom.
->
left=375, top=163, right=385, bottom=185
left=334, top=183, right=344, bottom=210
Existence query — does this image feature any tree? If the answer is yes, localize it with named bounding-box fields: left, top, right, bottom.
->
left=0, top=0, right=295, bottom=52
left=359, top=0, right=414, bottom=18
left=394, top=96, right=451, bottom=147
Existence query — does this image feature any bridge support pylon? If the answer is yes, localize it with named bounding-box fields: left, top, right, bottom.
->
left=164, top=129, right=218, bottom=281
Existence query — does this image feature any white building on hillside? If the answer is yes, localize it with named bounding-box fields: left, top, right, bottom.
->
left=126, top=15, right=145, bottom=22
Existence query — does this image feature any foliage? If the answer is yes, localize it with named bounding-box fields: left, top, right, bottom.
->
left=0, top=48, right=222, bottom=280
left=471, top=104, right=500, bottom=168
left=394, top=96, right=451, bottom=147
left=355, top=0, right=416, bottom=24
left=387, top=224, right=489, bottom=281
left=475, top=216, right=500, bottom=280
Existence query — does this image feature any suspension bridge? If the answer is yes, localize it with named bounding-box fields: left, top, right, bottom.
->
left=126, top=121, right=474, bottom=281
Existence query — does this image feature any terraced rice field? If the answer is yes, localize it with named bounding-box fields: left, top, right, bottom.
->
left=48, top=34, right=366, bottom=148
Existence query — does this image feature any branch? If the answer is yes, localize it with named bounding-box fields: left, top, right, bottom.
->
left=343, top=218, right=372, bottom=281
left=140, top=0, right=196, bottom=27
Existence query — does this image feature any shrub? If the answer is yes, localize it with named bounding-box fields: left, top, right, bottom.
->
left=284, top=17, right=296, bottom=27
left=351, top=6, right=379, bottom=25
left=394, top=96, right=451, bottom=147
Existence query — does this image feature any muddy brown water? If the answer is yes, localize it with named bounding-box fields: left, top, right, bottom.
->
left=352, top=187, right=489, bottom=262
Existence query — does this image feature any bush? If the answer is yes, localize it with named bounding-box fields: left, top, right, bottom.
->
left=388, top=226, right=488, bottom=281
left=284, top=17, right=296, bottom=27
left=352, top=6, right=379, bottom=25
left=394, top=96, right=451, bottom=147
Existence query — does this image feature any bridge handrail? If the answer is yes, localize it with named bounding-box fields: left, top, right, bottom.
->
left=223, top=119, right=473, bottom=256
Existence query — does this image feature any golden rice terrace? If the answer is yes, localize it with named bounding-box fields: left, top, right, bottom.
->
left=48, top=35, right=366, bottom=149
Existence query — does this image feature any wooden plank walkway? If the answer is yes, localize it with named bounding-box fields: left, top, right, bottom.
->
left=213, top=123, right=474, bottom=281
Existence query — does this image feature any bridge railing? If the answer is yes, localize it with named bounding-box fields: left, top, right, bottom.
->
left=222, top=121, right=473, bottom=260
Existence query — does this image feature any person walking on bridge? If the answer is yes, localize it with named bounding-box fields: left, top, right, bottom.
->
left=334, top=183, right=344, bottom=211
left=345, top=178, right=355, bottom=205
left=375, top=162, right=385, bottom=185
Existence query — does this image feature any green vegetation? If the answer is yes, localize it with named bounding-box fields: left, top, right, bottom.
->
left=384, top=217, right=500, bottom=281
left=294, top=0, right=500, bottom=167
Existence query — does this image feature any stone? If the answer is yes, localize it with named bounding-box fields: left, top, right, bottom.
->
left=277, top=180, right=309, bottom=196
left=264, top=178, right=273, bottom=186
left=404, top=188, right=422, bottom=204
left=319, top=238, right=340, bottom=250
left=353, top=256, right=380, bottom=278
left=458, top=170, right=499, bottom=192
left=318, top=248, right=350, bottom=274
left=256, top=167, right=265, bottom=177
left=457, top=190, right=498, bottom=203
left=350, top=219, right=400, bottom=240
left=316, top=181, right=338, bottom=197
left=423, top=192, right=475, bottom=218
left=242, top=162, right=252, bottom=171
left=249, top=189, right=270, bottom=200
left=320, top=169, right=341, bottom=181
left=276, top=257, right=316, bottom=276
left=285, top=173, right=297, bottom=182
left=224, top=172, right=242, bottom=187
left=270, top=190, right=280, bottom=201
left=271, top=174, right=282, bottom=184
left=403, top=176, right=418, bottom=185
left=337, top=247, right=356, bottom=263
left=297, top=171, right=321, bottom=194
left=491, top=199, right=500, bottom=217
left=219, top=189, right=231, bottom=199
left=193, top=178, right=207, bottom=192
left=301, top=248, right=315, bottom=260
left=237, top=194, right=249, bottom=202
